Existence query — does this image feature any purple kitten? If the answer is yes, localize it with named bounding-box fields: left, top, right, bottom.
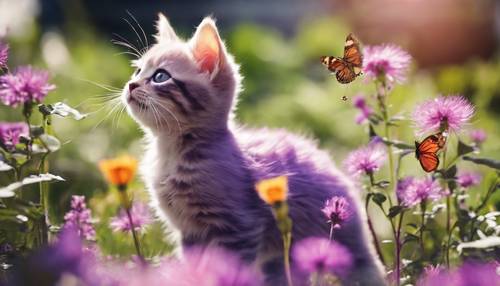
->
left=122, top=14, right=385, bottom=285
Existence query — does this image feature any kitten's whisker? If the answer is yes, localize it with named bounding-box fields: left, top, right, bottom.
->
left=126, top=10, right=149, bottom=50
left=123, top=17, right=146, bottom=52
left=151, top=97, right=182, bottom=134
left=111, top=39, right=142, bottom=58
left=112, top=32, right=143, bottom=55
left=151, top=101, right=172, bottom=134
left=72, top=77, right=123, bottom=93
left=90, top=98, right=123, bottom=131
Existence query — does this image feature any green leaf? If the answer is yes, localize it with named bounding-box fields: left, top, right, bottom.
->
left=388, top=205, right=404, bottom=218
left=374, top=180, right=390, bottom=189
left=382, top=138, right=414, bottom=150
left=369, top=124, right=378, bottom=138
left=0, top=173, right=65, bottom=197
left=30, top=126, right=44, bottom=138
left=463, top=156, right=500, bottom=170
left=38, top=134, right=61, bottom=152
left=0, top=161, right=13, bottom=172
left=457, top=140, right=475, bottom=157
left=457, top=236, right=500, bottom=253
left=48, top=102, right=87, bottom=120
left=372, top=193, right=387, bottom=206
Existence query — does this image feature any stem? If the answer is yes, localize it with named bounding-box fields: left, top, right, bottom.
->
left=365, top=194, right=386, bottom=265
left=119, top=185, right=144, bottom=262
left=419, top=201, right=427, bottom=257
left=283, top=230, right=294, bottom=286
left=125, top=205, right=144, bottom=261
left=395, top=212, right=405, bottom=286
left=445, top=196, right=451, bottom=267
left=329, top=223, right=334, bottom=241
left=311, top=272, right=319, bottom=286
left=376, top=82, right=394, bottom=207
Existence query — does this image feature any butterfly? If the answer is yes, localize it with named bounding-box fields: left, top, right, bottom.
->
left=415, top=132, right=447, bottom=172
left=321, top=33, right=363, bottom=84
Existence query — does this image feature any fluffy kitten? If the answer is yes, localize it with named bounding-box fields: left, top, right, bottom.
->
left=122, top=14, right=385, bottom=285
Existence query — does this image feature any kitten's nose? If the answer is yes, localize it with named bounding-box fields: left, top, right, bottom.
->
left=129, top=82, right=140, bottom=92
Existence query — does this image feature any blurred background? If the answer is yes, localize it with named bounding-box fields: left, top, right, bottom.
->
left=0, top=0, right=499, bottom=258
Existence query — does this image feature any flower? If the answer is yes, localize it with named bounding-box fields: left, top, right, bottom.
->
left=0, top=41, right=8, bottom=68
left=397, top=177, right=447, bottom=207
left=255, top=176, right=288, bottom=204
left=0, top=66, right=55, bottom=107
left=343, top=139, right=386, bottom=177
left=321, top=196, right=350, bottom=229
left=99, top=155, right=138, bottom=187
left=63, top=195, right=96, bottom=241
left=469, top=129, right=487, bottom=145
left=110, top=202, right=152, bottom=233
left=352, top=94, right=373, bottom=124
left=362, top=44, right=412, bottom=84
left=169, top=247, right=263, bottom=286
left=412, top=95, right=474, bottom=136
left=0, top=122, right=28, bottom=151
left=417, top=262, right=499, bottom=286
left=293, top=237, right=352, bottom=276
left=456, top=171, right=481, bottom=189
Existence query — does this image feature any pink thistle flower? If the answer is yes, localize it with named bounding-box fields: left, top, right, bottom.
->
left=321, top=196, right=350, bottom=229
left=352, top=94, right=373, bottom=124
left=469, top=129, right=487, bottom=146
left=0, top=66, right=55, bottom=107
left=0, top=122, right=28, bottom=151
left=110, top=202, right=152, bottom=233
left=412, top=95, right=474, bottom=136
left=63, top=195, right=96, bottom=241
left=456, top=171, right=481, bottom=189
left=397, top=177, right=447, bottom=207
left=363, top=44, right=412, bottom=84
left=343, top=138, right=386, bottom=177
left=0, top=41, right=8, bottom=68
left=293, top=237, right=352, bottom=277
left=159, top=247, right=263, bottom=286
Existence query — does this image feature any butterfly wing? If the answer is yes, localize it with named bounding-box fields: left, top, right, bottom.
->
left=321, top=56, right=357, bottom=84
left=415, top=132, right=447, bottom=172
left=418, top=152, right=440, bottom=172
left=343, top=33, right=363, bottom=74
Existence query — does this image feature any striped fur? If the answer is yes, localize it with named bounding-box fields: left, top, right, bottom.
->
left=123, top=15, right=385, bottom=285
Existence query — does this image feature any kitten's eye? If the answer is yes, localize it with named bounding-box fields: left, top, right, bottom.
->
left=134, top=68, right=141, bottom=76
left=152, top=69, right=171, bottom=83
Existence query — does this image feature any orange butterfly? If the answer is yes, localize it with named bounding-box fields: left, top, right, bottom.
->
left=415, top=132, right=447, bottom=172
left=321, top=33, right=363, bottom=84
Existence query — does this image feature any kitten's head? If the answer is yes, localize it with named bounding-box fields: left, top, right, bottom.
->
left=123, top=14, right=241, bottom=134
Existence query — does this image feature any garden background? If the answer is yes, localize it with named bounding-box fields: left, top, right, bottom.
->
left=0, top=0, right=499, bottom=281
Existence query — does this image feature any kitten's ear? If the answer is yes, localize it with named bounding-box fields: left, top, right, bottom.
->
left=189, top=17, right=225, bottom=76
left=155, top=13, right=179, bottom=43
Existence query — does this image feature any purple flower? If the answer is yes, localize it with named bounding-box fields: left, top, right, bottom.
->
left=166, top=247, right=263, bottom=286
left=417, top=262, right=499, bottom=286
left=63, top=195, right=96, bottom=241
left=0, top=41, right=8, bottom=68
left=469, top=129, right=487, bottom=145
left=110, top=202, right=152, bottom=233
left=343, top=139, right=386, bottom=177
left=397, top=177, right=447, bottom=207
left=293, top=237, right=352, bottom=276
left=352, top=94, right=373, bottom=124
left=0, top=66, right=55, bottom=107
left=321, top=196, right=350, bottom=229
left=412, top=95, right=474, bottom=136
left=363, top=44, right=412, bottom=84
left=0, top=122, right=28, bottom=151
left=457, top=171, right=481, bottom=189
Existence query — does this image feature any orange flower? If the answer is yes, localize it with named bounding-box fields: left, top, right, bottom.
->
left=99, top=155, right=138, bottom=188
left=255, top=176, right=288, bottom=205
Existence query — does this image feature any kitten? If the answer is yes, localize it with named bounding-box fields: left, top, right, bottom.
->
left=122, top=14, right=385, bottom=285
